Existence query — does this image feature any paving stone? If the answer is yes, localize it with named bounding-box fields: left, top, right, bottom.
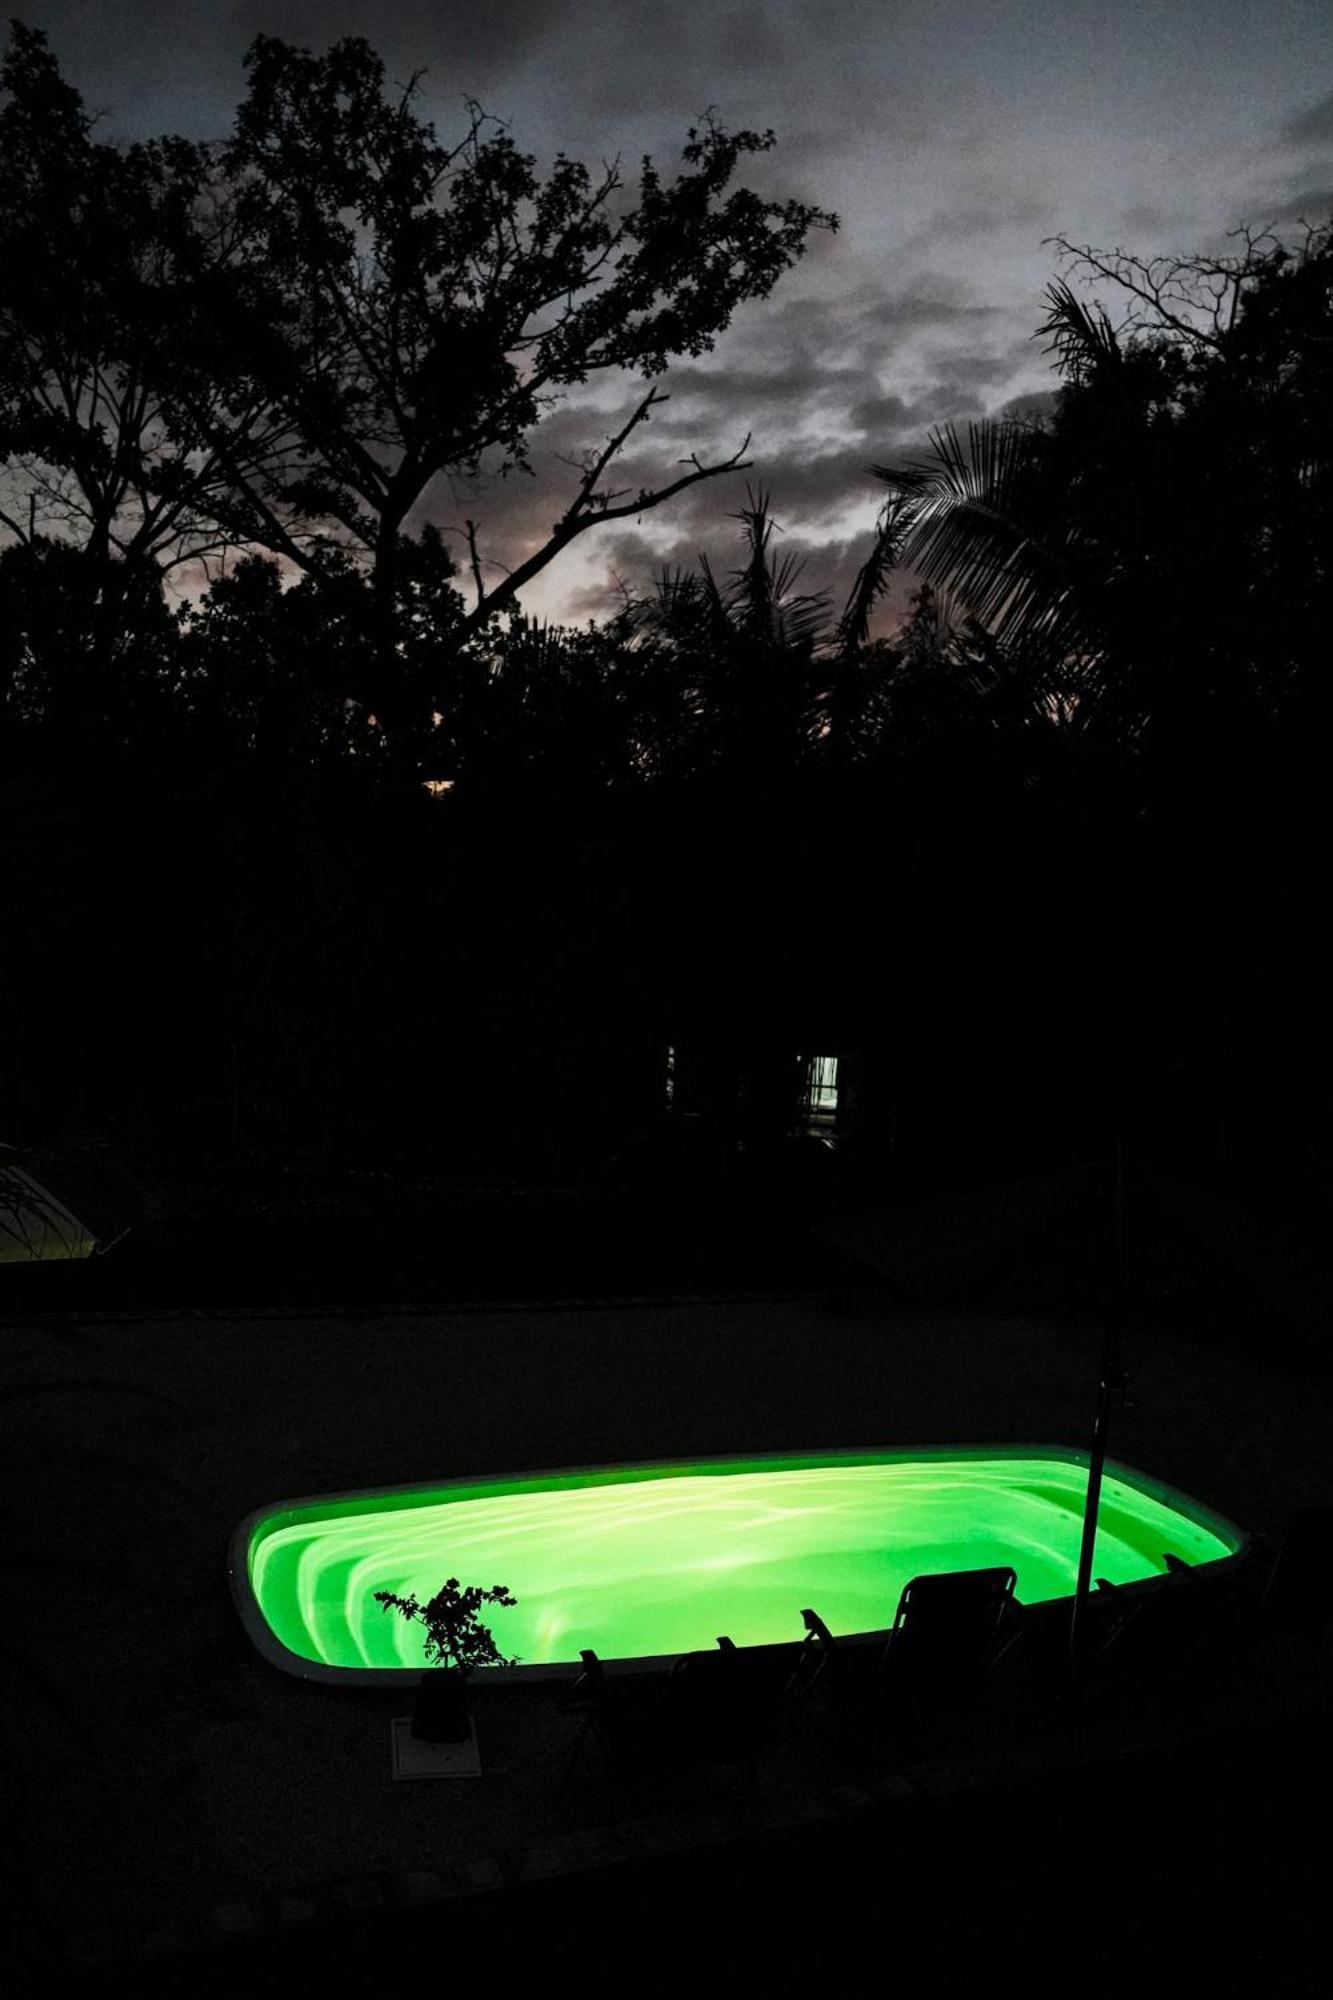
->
left=274, top=1892, right=322, bottom=1929
left=669, top=1805, right=756, bottom=1849
left=759, top=1791, right=839, bottom=1829
left=867, top=1773, right=916, bottom=1805
left=459, top=1853, right=512, bottom=1893
left=65, top=1925, right=125, bottom=1967
left=214, top=1900, right=261, bottom=1938
left=516, top=1844, right=569, bottom=1881
left=332, top=1874, right=390, bottom=1914
left=401, top=1869, right=449, bottom=1905
left=541, top=1827, right=625, bottom=1875
left=137, top=1908, right=203, bottom=1958
left=606, top=1815, right=691, bottom=1859
left=424, top=1859, right=471, bottom=1897
left=826, top=1782, right=873, bottom=1813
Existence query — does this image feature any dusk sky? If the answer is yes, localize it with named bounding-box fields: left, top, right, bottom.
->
left=18, top=0, right=1333, bottom=628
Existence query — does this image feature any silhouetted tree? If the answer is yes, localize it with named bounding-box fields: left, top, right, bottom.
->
left=0, top=538, right=185, bottom=757
left=866, top=217, right=1333, bottom=1184
left=0, top=28, right=253, bottom=678
left=159, top=38, right=834, bottom=732
left=1, top=23, right=834, bottom=745
left=873, top=219, right=1333, bottom=756
left=631, top=489, right=830, bottom=790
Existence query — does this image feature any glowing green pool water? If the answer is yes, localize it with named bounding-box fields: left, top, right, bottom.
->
left=233, top=1450, right=1243, bottom=1678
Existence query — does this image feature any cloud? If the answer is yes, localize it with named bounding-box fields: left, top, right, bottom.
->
left=224, top=0, right=570, bottom=61
left=637, top=359, right=868, bottom=443
left=557, top=505, right=930, bottom=639
left=634, top=278, right=1026, bottom=444
left=846, top=389, right=917, bottom=437
left=18, top=0, right=1216, bottom=637
left=1279, top=91, right=1333, bottom=151
left=996, top=387, right=1059, bottom=425
left=1263, top=186, right=1333, bottom=226
left=1116, top=201, right=1190, bottom=237
left=420, top=408, right=886, bottom=626
left=1221, top=86, right=1333, bottom=243
left=23, top=1, right=576, bottom=138
left=410, top=255, right=1057, bottom=633
left=912, top=189, right=1057, bottom=245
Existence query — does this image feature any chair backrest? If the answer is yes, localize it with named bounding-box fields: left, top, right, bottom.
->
left=558, top=1648, right=603, bottom=1725
left=889, top=1565, right=1018, bottom=1705
left=669, top=1638, right=790, bottom=1757
left=718, top=1636, right=804, bottom=1725
left=669, top=1643, right=749, bottom=1740
left=1092, top=1566, right=1219, bottom=1679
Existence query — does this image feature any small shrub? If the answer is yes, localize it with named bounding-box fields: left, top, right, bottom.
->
left=373, top=1577, right=518, bottom=1672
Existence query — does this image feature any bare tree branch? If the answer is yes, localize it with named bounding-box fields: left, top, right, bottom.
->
left=1043, top=226, right=1295, bottom=354
left=463, top=517, right=485, bottom=609
left=457, top=421, right=752, bottom=637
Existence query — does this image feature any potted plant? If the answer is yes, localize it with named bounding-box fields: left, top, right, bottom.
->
left=374, top=1578, right=517, bottom=1742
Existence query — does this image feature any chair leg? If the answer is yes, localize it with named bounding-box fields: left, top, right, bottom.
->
left=563, top=1712, right=592, bottom=1783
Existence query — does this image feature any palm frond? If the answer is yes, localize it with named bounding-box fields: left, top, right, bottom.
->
left=775, top=587, right=832, bottom=653
left=1037, top=280, right=1122, bottom=385
left=836, top=491, right=916, bottom=653
left=499, top=615, right=570, bottom=679
left=874, top=419, right=1098, bottom=657
left=727, top=486, right=778, bottom=641
left=631, top=565, right=699, bottom=640
left=695, top=552, right=737, bottom=644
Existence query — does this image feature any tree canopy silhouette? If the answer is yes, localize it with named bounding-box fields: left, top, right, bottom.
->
left=0, top=22, right=835, bottom=737
left=870, top=220, right=1333, bottom=760
left=2, top=19, right=1329, bottom=1211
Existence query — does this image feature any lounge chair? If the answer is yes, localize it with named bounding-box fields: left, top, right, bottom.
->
left=800, top=1564, right=1020, bottom=1743
left=1090, top=1509, right=1333, bottom=1687
left=562, top=1634, right=797, bottom=1811
left=1086, top=1562, right=1239, bottom=1683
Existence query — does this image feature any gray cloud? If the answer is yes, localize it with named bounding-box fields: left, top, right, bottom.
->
left=763, top=282, right=1010, bottom=351
left=920, top=191, right=1056, bottom=236
left=633, top=279, right=1028, bottom=450
left=1280, top=91, right=1333, bottom=150
left=1264, top=185, right=1333, bottom=225
left=1117, top=201, right=1190, bottom=237
left=996, top=387, right=1059, bottom=425
left=224, top=0, right=569, bottom=55
left=846, top=389, right=917, bottom=436
left=913, top=189, right=1057, bottom=244
left=13, top=0, right=1322, bottom=633
left=560, top=510, right=926, bottom=638
left=19, top=1, right=575, bottom=137
left=1224, top=82, right=1333, bottom=242
left=410, top=256, right=1056, bottom=632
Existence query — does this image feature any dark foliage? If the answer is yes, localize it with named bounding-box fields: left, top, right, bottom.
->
left=374, top=1578, right=518, bottom=1672
left=2, top=20, right=1330, bottom=1252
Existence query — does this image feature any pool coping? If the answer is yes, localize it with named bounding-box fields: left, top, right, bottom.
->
left=227, top=1442, right=1250, bottom=1687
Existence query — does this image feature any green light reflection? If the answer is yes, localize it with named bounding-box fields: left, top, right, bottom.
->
left=245, top=1452, right=1240, bottom=1671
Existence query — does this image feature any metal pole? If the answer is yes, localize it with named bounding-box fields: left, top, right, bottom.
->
left=1067, top=1137, right=1127, bottom=1695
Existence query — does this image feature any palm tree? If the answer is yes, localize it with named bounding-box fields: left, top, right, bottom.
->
left=876, top=499, right=1103, bottom=747
left=633, top=487, right=838, bottom=779
left=869, top=244, right=1332, bottom=748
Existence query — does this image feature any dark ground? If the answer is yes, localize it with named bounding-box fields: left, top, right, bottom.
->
left=3, top=1260, right=1330, bottom=1996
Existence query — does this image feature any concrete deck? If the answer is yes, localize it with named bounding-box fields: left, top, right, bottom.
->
left=3, top=1289, right=1330, bottom=1989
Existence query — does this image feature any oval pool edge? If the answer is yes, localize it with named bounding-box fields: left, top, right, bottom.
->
left=226, top=1443, right=1250, bottom=1687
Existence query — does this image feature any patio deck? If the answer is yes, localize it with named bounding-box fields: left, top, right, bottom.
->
left=3, top=1288, right=1329, bottom=1989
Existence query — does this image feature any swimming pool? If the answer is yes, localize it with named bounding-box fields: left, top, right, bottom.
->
left=229, top=1447, right=1246, bottom=1682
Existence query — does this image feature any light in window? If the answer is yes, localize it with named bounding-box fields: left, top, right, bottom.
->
left=806, top=1054, right=838, bottom=1114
